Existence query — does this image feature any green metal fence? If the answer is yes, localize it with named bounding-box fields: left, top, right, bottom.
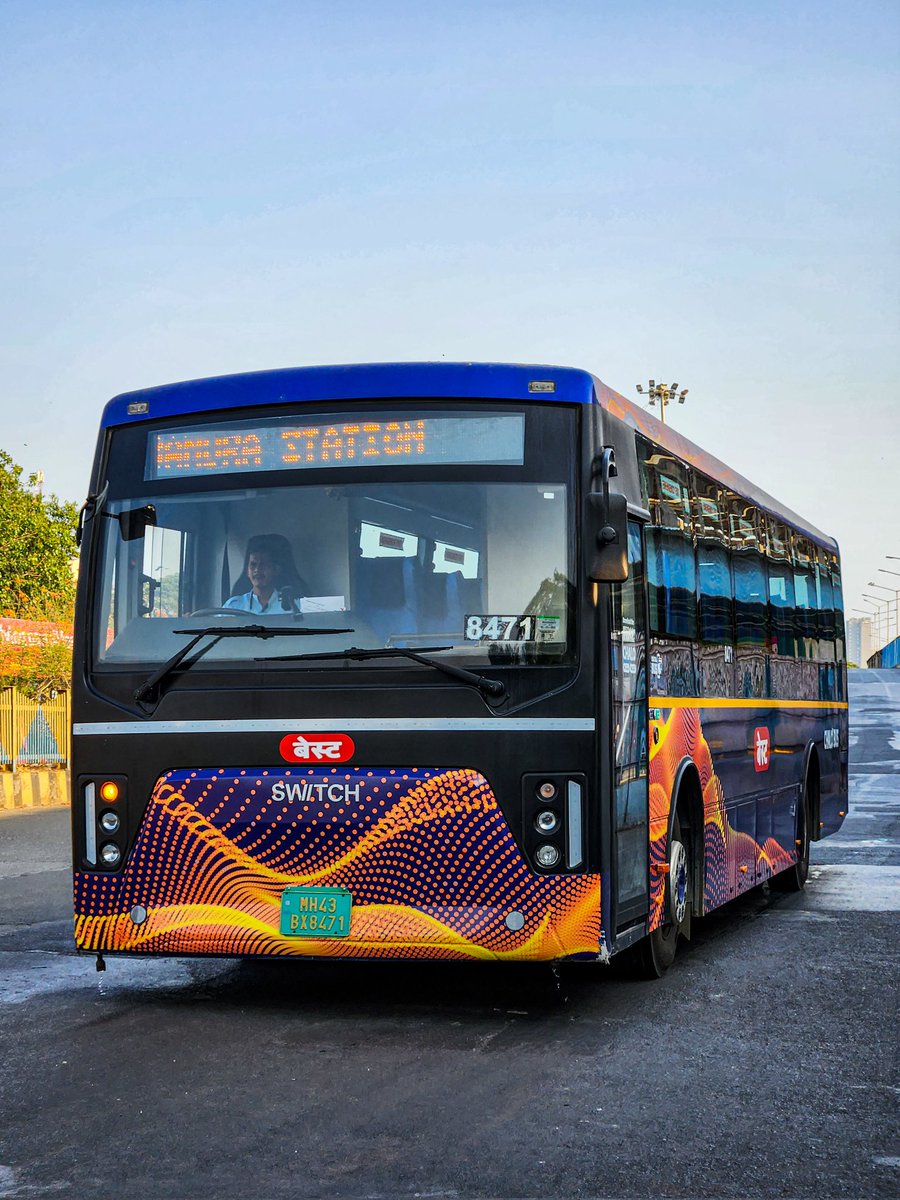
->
left=0, top=688, right=70, bottom=769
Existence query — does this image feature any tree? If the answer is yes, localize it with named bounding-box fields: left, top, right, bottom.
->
left=0, top=450, right=78, bottom=618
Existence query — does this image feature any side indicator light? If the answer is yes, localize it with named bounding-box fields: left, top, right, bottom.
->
left=100, top=781, right=119, bottom=803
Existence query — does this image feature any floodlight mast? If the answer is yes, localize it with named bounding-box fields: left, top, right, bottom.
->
left=636, top=380, right=689, bottom=426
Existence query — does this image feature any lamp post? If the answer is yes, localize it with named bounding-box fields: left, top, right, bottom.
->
left=636, top=380, right=688, bottom=426
left=869, top=580, right=900, bottom=642
left=862, top=595, right=891, bottom=648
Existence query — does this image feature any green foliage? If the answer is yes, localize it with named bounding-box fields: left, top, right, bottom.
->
left=0, top=450, right=78, bottom=618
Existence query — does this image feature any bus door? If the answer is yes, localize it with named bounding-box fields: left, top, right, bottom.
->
left=609, top=520, right=650, bottom=933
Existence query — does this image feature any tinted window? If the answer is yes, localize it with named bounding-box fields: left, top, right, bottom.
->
left=646, top=528, right=698, bottom=639
left=816, top=547, right=835, bottom=660
left=728, top=502, right=768, bottom=648
left=792, top=534, right=818, bottom=659
left=767, top=518, right=796, bottom=656
left=641, top=444, right=697, bottom=640
left=832, top=557, right=845, bottom=664
left=694, top=475, right=733, bottom=643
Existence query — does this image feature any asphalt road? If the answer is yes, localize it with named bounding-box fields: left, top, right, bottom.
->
left=1, top=671, right=897, bottom=1200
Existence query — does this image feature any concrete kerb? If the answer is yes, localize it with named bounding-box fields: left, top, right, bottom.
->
left=0, top=770, right=70, bottom=811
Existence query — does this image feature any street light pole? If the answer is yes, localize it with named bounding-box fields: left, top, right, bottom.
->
left=862, top=595, right=891, bottom=647
left=636, top=380, right=689, bottom=426
left=868, top=580, right=900, bottom=642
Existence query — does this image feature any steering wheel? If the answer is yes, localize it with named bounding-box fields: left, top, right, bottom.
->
left=188, top=608, right=247, bottom=618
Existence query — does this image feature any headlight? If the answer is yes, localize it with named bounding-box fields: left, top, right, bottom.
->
left=535, top=810, right=560, bottom=834
left=99, top=811, right=120, bottom=834
left=535, top=844, right=560, bottom=869
left=100, top=843, right=122, bottom=868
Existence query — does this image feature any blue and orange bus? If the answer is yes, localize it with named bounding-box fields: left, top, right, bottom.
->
left=71, top=363, right=848, bottom=976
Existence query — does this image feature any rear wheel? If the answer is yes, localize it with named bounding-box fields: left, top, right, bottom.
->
left=772, top=777, right=810, bottom=892
left=635, top=814, right=690, bottom=978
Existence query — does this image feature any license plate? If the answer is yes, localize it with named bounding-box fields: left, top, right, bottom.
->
left=280, top=887, right=352, bottom=938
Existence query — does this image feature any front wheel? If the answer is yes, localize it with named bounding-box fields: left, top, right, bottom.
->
left=635, top=814, right=690, bottom=979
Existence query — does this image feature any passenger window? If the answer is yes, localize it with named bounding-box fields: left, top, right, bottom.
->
left=646, top=529, right=697, bottom=639
left=359, top=522, right=418, bottom=559
left=816, top=547, right=835, bottom=661
left=792, top=534, right=818, bottom=659
left=694, top=475, right=732, bottom=643
left=728, top=502, right=768, bottom=647
left=831, top=557, right=845, bottom=665
left=640, top=442, right=697, bottom=640
left=767, top=519, right=795, bottom=656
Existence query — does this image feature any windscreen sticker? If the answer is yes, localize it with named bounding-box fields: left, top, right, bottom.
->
left=464, top=614, right=564, bottom=643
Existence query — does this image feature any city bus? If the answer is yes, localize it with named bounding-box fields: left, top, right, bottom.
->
left=70, top=363, right=848, bottom=977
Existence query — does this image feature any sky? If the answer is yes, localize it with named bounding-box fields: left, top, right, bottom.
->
left=1, top=0, right=898, bottom=629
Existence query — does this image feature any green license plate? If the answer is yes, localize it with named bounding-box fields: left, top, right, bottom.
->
left=280, top=887, right=352, bottom=938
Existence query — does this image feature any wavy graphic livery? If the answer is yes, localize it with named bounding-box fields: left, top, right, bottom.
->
left=75, top=767, right=601, bottom=962
left=648, top=706, right=796, bottom=930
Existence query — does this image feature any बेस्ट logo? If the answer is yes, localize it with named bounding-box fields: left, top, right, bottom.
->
left=279, top=733, right=356, bottom=764
left=753, top=726, right=770, bottom=772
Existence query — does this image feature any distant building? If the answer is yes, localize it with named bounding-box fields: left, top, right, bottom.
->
left=847, top=616, right=874, bottom=667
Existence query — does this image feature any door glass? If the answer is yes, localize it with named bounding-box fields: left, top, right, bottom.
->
left=611, top=522, right=649, bottom=917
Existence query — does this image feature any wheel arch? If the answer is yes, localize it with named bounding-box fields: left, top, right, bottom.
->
left=670, top=756, right=705, bottom=914
left=802, top=742, right=822, bottom=840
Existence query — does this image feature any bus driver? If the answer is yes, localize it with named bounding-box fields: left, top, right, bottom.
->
left=224, top=534, right=303, bottom=615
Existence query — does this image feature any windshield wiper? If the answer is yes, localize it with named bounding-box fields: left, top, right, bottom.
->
left=256, top=644, right=506, bottom=701
left=134, top=624, right=354, bottom=706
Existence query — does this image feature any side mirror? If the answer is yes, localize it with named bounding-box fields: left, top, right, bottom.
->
left=117, top=504, right=157, bottom=541
left=585, top=447, right=629, bottom=582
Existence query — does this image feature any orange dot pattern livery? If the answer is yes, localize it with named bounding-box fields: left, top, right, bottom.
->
left=74, top=767, right=602, bottom=961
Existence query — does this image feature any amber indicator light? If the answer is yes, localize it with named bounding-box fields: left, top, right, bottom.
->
left=100, top=781, right=119, bottom=803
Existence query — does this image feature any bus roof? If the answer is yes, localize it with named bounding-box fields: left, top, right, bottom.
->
left=103, top=361, right=836, bottom=551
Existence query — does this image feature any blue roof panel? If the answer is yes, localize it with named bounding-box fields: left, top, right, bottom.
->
left=100, top=362, right=597, bottom=427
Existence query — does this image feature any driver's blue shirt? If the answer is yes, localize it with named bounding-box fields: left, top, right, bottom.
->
left=223, top=591, right=291, bottom=614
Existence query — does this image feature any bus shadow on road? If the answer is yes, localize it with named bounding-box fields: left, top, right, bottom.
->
left=127, top=882, right=799, bottom=1018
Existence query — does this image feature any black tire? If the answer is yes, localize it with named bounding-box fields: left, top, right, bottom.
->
left=634, top=814, right=690, bottom=979
left=772, top=777, right=810, bottom=892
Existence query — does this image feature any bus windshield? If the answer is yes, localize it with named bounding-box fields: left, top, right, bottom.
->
left=92, top=405, right=576, bottom=673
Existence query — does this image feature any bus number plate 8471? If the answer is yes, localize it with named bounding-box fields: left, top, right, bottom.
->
left=280, top=887, right=352, bottom=938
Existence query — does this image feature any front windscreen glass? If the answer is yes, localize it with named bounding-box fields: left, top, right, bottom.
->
left=92, top=404, right=575, bottom=673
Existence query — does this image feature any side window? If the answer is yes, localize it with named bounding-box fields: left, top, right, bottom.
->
left=141, top=525, right=187, bottom=618
left=816, top=546, right=835, bottom=662
left=792, top=533, right=818, bottom=659
left=728, top=501, right=768, bottom=648
left=831, top=556, right=845, bottom=664
left=694, top=474, right=733, bottom=643
left=767, top=518, right=796, bottom=656
left=359, top=521, right=418, bottom=559
left=640, top=443, right=697, bottom=640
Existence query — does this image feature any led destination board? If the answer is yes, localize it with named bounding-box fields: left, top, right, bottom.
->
left=147, top=412, right=525, bottom=479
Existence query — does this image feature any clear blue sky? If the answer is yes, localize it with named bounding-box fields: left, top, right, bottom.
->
left=2, top=1, right=898, bottom=624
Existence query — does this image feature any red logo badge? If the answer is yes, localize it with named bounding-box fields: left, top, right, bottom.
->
left=753, top=727, right=770, bottom=772
left=279, top=734, right=356, bottom=764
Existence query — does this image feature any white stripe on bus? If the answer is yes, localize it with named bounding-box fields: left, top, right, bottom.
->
left=73, top=717, right=596, bottom=736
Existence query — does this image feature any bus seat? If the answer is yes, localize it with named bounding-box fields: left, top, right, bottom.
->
left=418, top=568, right=483, bottom=639
left=356, top=556, right=419, bottom=643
